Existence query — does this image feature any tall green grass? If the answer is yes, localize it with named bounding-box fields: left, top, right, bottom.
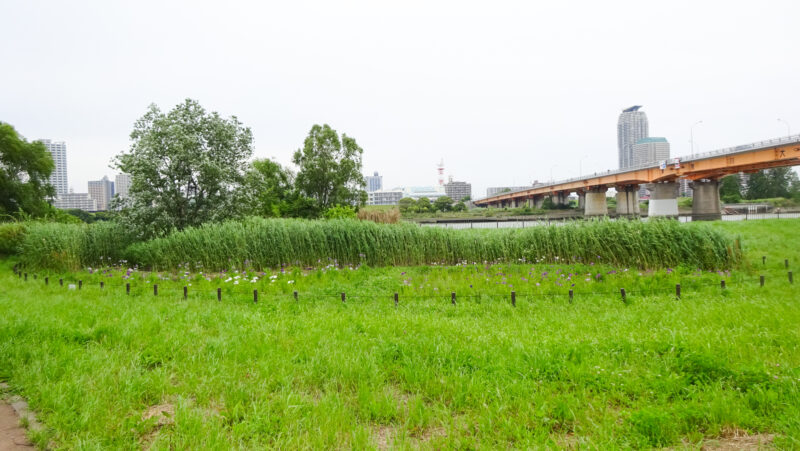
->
left=16, top=222, right=134, bottom=271
left=0, top=222, right=26, bottom=255
left=125, top=218, right=740, bottom=271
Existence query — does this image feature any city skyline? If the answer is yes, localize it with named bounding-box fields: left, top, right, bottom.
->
left=2, top=1, right=799, bottom=198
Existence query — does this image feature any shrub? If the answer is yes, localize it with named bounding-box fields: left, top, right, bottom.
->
left=0, top=222, right=26, bottom=255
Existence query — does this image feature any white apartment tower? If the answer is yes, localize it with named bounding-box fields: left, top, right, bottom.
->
left=617, top=106, right=649, bottom=169
left=38, top=139, right=68, bottom=195
left=115, top=173, right=132, bottom=198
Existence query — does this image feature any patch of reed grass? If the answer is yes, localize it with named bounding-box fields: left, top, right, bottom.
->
left=125, top=217, right=740, bottom=271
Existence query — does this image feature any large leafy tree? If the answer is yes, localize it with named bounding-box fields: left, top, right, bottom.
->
left=745, top=168, right=797, bottom=200
left=114, top=99, right=253, bottom=237
left=0, top=122, right=55, bottom=218
left=240, top=158, right=294, bottom=217
left=719, top=174, right=742, bottom=203
left=292, top=124, right=366, bottom=211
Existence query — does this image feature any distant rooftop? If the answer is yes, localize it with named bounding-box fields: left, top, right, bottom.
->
left=622, top=105, right=642, bottom=112
left=636, top=137, right=668, bottom=144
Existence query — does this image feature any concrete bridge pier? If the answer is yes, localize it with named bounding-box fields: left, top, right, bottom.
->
left=691, top=179, right=722, bottom=221
left=615, top=185, right=640, bottom=216
left=577, top=191, right=586, bottom=210
left=555, top=191, right=570, bottom=207
left=533, top=196, right=544, bottom=209
left=584, top=187, right=608, bottom=216
left=646, top=182, right=679, bottom=218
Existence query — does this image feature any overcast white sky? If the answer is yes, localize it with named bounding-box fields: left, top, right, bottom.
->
left=2, top=0, right=798, bottom=198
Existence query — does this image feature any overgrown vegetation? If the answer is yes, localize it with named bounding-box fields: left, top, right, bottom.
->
left=0, top=219, right=797, bottom=448
left=7, top=218, right=739, bottom=272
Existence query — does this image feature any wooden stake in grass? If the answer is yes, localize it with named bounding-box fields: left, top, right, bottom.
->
left=341, top=292, right=346, bottom=303
left=511, top=291, right=516, bottom=307
left=183, top=286, right=188, bottom=300
left=394, top=292, right=398, bottom=307
left=675, top=284, right=681, bottom=300
left=153, top=284, right=158, bottom=296
left=217, top=288, right=222, bottom=302
left=253, top=290, right=258, bottom=304
left=126, top=283, right=130, bottom=295
left=620, top=288, right=627, bottom=304
left=451, top=292, right=456, bottom=306
left=100, top=281, right=104, bottom=289
left=78, top=280, right=82, bottom=290
left=720, top=280, right=726, bottom=289
left=569, top=290, right=573, bottom=303
left=762, top=256, right=766, bottom=265
left=293, top=291, right=298, bottom=301
left=45, top=277, right=48, bottom=285
left=789, top=271, right=794, bottom=284
left=760, top=275, right=765, bottom=287
left=59, top=278, right=63, bottom=286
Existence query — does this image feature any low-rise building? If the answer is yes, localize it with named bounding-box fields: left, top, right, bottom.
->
left=367, top=190, right=404, bottom=205
left=53, top=192, right=98, bottom=211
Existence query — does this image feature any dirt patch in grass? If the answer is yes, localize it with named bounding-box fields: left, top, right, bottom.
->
left=140, top=403, right=175, bottom=449
left=701, top=428, right=775, bottom=450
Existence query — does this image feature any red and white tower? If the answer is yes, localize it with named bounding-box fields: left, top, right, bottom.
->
left=437, top=159, right=445, bottom=186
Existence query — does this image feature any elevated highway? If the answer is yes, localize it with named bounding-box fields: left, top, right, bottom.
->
left=473, top=134, right=800, bottom=220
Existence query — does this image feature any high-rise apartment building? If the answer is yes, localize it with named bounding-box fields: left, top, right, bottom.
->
left=38, top=139, right=68, bottom=195
left=115, top=173, right=132, bottom=198
left=617, top=106, right=649, bottom=169
left=88, top=176, right=114, bottom=211
left=444, top=180, right=472, bottom=201
left=366, top=172, right=383, bottom=192
left=632, top=137, right=670, bottom=167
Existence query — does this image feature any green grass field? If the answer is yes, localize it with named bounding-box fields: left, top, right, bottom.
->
left=1, top=219, right=799, bottom=449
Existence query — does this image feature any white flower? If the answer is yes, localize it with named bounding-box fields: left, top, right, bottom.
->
left=287, top=280, right=294, bottom=284
left=234, top=281, right=239, bottom=285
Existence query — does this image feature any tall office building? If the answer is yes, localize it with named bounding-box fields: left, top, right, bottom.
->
left=88, top=176, right=114, bottom=211
left=617, top=106, right=649, bottom=169
left=366, top=172, right=383, bottom=192
left=115, top=173, right=132, bottom=198
left=632, top=137, right=670, bottom=167
left=38, top=139, right=68, bottom=195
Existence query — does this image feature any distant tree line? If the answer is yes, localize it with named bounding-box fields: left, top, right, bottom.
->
left=719, top=168, right=800, bottom=203
left=398, top=196, right=468, bottom=213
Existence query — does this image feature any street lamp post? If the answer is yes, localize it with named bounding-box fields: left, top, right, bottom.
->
left=778, top=118, right=791, bottom=138
left=690, top=120, right=703, bottom=157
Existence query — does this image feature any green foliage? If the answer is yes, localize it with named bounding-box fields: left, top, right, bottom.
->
left=323, top=205, right=357, bottom=220
left=0, top=122, right=56, bottom=218
left=240, top=158, right=295, bottom=217
left=677, top=197, right=693, bottom=208
left=398, top=197, right=417, bottom=213
left=746, top=168, right=799, bottom=200
left=292, top=124, right=366, bottom=211
left=453, top=201, right=466, bottom=212
left=122, top=218, right=739, bottom=271
left=720, top=174, right=742, bottom=203
left=113, top=99, right=254, bottom=238
left=17, top=222, right=135, bottom=271
left=416, top=197, right=432, bottom=213
left=0, top=222, right=26, bottom=255
left=0, top=217, right=799, bottom=448
left=433, top=196, right=453, bottom=212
